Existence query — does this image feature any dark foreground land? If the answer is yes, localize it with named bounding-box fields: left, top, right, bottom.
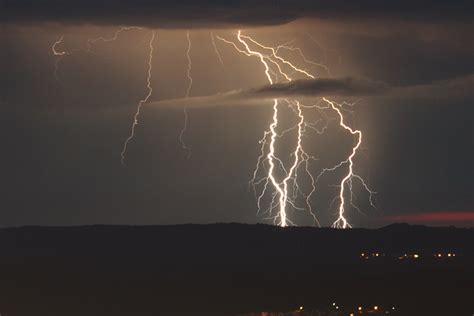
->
left=0, top=223, right=472, bottom=316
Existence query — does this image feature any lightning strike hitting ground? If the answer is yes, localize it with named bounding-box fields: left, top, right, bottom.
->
left=236, top=30, right=318, bottom=227
left=217, top=30, right=375, bottom=227
left=236, top=31, right=290, bottom=227
left=179, top=31, right=193, bottom=158
left=327, top=98, right=376, bottom=227
left=52, top=27, right=374, bottom=227
left=120, top=30, right=155, bottom=166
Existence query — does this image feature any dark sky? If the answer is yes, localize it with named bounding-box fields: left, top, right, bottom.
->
left=1, top=1, right=473, bottom=227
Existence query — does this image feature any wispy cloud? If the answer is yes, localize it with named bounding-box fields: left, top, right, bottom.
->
left=149, top=74, right=473, bottom=109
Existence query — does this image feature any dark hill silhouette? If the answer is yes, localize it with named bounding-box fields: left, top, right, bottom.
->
left=0, top=224, right=472, bottom=316
left=1, top=223, right=472, bottom=259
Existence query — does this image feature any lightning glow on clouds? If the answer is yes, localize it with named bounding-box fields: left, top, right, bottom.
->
left=51, top=28, right=376, bottom=228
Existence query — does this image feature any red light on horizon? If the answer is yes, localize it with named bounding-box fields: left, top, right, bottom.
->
left=382, top=211, right=474, bottom=223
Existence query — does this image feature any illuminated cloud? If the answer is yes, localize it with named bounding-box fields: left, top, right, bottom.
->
left=3, top=1, right=472, bottom=28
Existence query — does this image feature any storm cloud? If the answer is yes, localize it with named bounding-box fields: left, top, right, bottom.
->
left=3, top=0, right=473, bottom=28
left=247, top=77, right=389, bottom=98
left=151, top=75, right=473, bottom=108
left=150, top=77, right=387, bottom=108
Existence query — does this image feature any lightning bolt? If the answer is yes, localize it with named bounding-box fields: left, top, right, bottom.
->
left=50, top=28, right=151, bottom=166
left=51, top=35, right=70, bottom=85
left=51, top=27, right=374, bottom=228
left=322, top=98, right=376, bottom=228
left=86, top=26, right=143, bottom=52
left=120, top=30, right=155, bottom=166
left=235, top=30, right=319, bottom=227
left=51, top=28, right=140, bottom=84
left=51, top=35, right=67, bottom=57
left=179, top=31, right=193, bottom=158
left=210, top=32, right=224, bottom=66
left=306, top=32, right=343, bottom=67
left=235, top=31, right=290, bottom=227
left=217, top=30, right=375, bottom=228
left=275, top=41, right=332, bottom=77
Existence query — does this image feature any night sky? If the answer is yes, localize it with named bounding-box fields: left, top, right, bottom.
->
left=1, top=0, right=473, bottom=227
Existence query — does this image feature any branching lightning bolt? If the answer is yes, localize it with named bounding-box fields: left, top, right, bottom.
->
left=120, top=30, right=155, bottom=166
left=86, top=26, right=143, bottom=52
left=51, top=35, right=69, bottom=85
left=217, top=31, right=375, bottom=227
left=51, top=28, right=139, bottom=84
left=51, top=27, right=375, bottom=228
left=236, top=31, right=291, bottom=227
left=179, top=31, right=193, bottom=158
left=211, top=32, right=224, bottom=66
left=322, top=98, right=370, bottom=228
left=236, top=31, right=319, bottom=227
left=52, top=36, right=67, bottom=56
left=51, top=27, right=153, bottom=166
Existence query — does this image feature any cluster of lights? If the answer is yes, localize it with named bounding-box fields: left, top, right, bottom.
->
left=289, top=303, right=396, bottom=315
left=241, top=303, right=397, bottom=315
left=340, top=303, right=396, bottom=315
left=351, top=305, right=396, bottom=315
left=435, top=252, right=456, bottom=258
left=360, top=252, right=385, bottom=259
left=399, top=252, right=457, bottom=260
left=360, top=252, right=459, bottom=261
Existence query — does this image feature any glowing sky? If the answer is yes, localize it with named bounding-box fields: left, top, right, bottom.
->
left=1, top=1, right=472, bottom=227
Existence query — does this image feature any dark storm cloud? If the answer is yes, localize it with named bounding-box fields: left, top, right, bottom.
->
left=3, top=0, right=472, bottom=28
left=151, top=74, right=472, bottom=108
left=392, top=74, right=474, bottom=100
left=152, top=77, right=389, bottom=108
left=247, top=77, right=389, bottom=98
left=238, top=74, right=474, bottom=101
